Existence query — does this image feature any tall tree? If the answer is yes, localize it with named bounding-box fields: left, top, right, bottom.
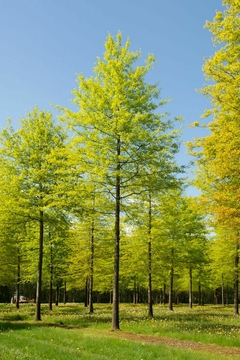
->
left=0, top=107, right=68, bottom=320
left=209, top=228, right=235, bottom=306
left=62, top=32, right=181, bottom=330
left=153, top=190, right=188, bottom=311
left=179, top=197, right=208, bottom=308
left=187, top=1, right=240, bottom=314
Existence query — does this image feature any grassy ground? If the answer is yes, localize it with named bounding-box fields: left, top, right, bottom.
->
left=0, top=303, right=239, bottom=359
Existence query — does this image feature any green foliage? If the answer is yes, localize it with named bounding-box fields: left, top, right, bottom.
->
left=187, top=1, right=240, bottom=313
left=60, top=32, right=182, bottom=328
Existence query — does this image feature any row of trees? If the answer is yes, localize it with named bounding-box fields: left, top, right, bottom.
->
left=187, top=0, right=240, bottom=315
left=0, top=0, right=240, bottom=329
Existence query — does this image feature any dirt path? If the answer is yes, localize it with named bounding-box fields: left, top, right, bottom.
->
left=107, top=330, right=240, bottom=359
left=40, top=323, right=240, bottom=358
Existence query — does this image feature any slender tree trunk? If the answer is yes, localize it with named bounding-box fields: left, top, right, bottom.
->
left=89, top=217, right=94, bottom=314
left=233, top=241, right=239, bottom=315
left=148, top=194, right=153, bottom=317
left=72, top=289, right=76, bottom=303
left=49, top=276, right=53, bottom=310
left=169, top=266, right=174, bottom=311
left=84, top=278, right=88, bottom=307
left=133, top=277, right=139, bottom=304
left=112, top=135, right=120, bottom=331
left=49, top=238, right=53, bottom=311
left=221, top=273, right=224, bottom=307
left=214, top=289, right=218, bottom=305
left=175, top=291, right=179, bottom=305
left=16, top=247, right=20, bottom=309
left=63, top=281, right=67, bottom=304
left=189, top=267, right=193, bottom=309
left=35, top=210, right=44, bottom=321
left=55, top=286, right=59, bottom=306
left=133, top=276, right=137, bottom=304
left=160, top=288, right=163, bottom=305
left=198, top=279, right=201, bottom=306
left=163, top=283, right=166, bottom=305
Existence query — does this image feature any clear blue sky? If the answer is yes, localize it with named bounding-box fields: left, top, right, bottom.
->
left=0, top=0, right=224, bottom=192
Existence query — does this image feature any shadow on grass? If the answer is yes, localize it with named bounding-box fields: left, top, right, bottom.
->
left=0, top=319, right=92, bottom=332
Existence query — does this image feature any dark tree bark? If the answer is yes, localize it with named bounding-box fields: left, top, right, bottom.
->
left=147, top=194, right=153, bottom=317
left=35, top=210, right=44, bottom=321
left=221, top=273, right=225, bottom=307
left=88, top=217, right=94, bottom=314
left=233, top=242, right=239, bottom=315
left=16, top=247, right=21, bottom=309
left=112, top=136, right=120, bottom=331
left=55, top=286, right=59, bottom=306
left=49, top=237, right=53, bottom=311
left=84, top=278, right=88, bottom=307
left=163, top=283, right=166, bottom=305
left=169, top=265, right=174, bottom=311
left=159, top=288, right=163, bottom=305
left=226, top=285, right=229, bottom=305
left=198, top=279, right=201, bottom=306
left=189, top=267, right=193, bottom=309
left=49, top=275, right=53, bottom=310
left=133, top=276, right=139, bottom=304
left=63, top=281, right=67, bottom=304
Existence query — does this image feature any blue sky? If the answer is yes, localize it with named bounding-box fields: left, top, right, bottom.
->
left=0, top=0, right=224, bottom=192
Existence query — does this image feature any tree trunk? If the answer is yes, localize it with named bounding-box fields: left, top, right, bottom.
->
left=221, top=273, right=224, bottom=307
left=133, top=276, right=138, bottom=304
left=55, top=286, right=59, bottom=306
left=163, top=283, right=166, bottom=305
left=233, top=241, right=239, bottom=315
left=63, top=281, right=67, bottom=304
left=88, top=218, right=94, bottom=314
left=226, top=285, right=229, bottom=305
left=84, top=278, right=88, bottom=307
left=16, top=247, right=20, bottom=309
left=147, top=194, right=153, bottom=317
left=214, top=289, right=218, bottom=305
left=189, top=267, right=193, bottom=308
left=112, top=135, right=120, bottom=331
left=198, top=279, right=201, bottom=306
left=49, top=277, right=53, bottom=310
left=169, top=266, right=174, bottom=311
left=159, top=288, right=163, bottom=305
left=35, top=210, right=44, bottom=321
left=49, top=238, right=53, bottom=311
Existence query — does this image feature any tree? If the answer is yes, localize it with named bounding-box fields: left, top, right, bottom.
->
left=153, top=190, right=192, bottom=311
left=187, top=1, right=240, bottom=314
left=62, top=32, right=181, bottom=329
left=179, top=197, right=209, bottom=308
left=0, top=107, right=69, bottom=320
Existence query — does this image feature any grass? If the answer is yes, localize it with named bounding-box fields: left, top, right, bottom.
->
left=0, top=303, right=239, bottom=359
left=120, top=304, right=240, bottom=347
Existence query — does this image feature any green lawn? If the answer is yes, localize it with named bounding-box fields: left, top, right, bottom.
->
left=0, top=303, right=239, bottom=360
